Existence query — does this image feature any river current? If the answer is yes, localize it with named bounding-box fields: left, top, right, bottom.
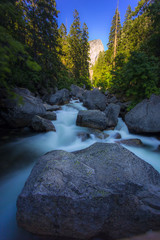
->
left=0, top=100, right=160, bottom=240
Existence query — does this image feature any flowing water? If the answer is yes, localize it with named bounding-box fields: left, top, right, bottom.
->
left=0, top=100, right=160, bottom=240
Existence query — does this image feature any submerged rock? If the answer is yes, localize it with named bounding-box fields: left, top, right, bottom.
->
left=31, top=115, right=56, bottom=132
left=77, top=132, right=90, bottom=142
left=113, top=133, right=121, bottom=139
left=117, top=139, right=143, bottom=147
left=125, top=95, right=160, bottom=134
left=76, top=110, right=107, bottom=130
left=89, top=129, right=109, bottom=139
left=17, top=143, right=160, bottom=240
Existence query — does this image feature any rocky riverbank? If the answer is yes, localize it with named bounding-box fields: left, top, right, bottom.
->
left=1, top=85, right=160, bottom=136
left=0, top=85, right=160, bottom=240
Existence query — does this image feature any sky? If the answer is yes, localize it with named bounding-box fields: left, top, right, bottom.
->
left=56, top=0, right=139, bottom=51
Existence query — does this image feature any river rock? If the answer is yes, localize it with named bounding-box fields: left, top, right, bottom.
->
left=31, top=115, right=56, bottom=132
left=41, top=112, right=57, bottom=121
left=125, top=95, right=160, bottom=134
left=70, top=85, right=85, bottom=102
left=82, top=89, right=106, bottom=111
left=89, top=129, right=109, bottom=139
left=0, top=88, right=46, bottom=128
left=43, top=103, right=61, bottom=111
left=104, top=103, right=120, bottom=128
left=17, top=142, right=160, bottom=240
left=76, top=110, right=107, bottom=130
left=113, top=133, right=121, bottom=139
left=77, top=132, right=90, bottom=142
left=47, top=89, right=70, bottom=105
left=118, top=139, right=143, bottom=147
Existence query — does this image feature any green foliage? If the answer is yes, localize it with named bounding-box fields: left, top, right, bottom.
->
left=111, top=51, right=160, bottom=103
left=0, top=25, right=41, bottom=91
left=107, top=8, right=121, bottom=61
left=66, top=10, right=90, bottom=87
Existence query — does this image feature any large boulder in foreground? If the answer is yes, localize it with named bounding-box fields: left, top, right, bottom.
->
left=82, top=89, right=106, bottom=111
left=0, top=88, right=46, bottom=128
left=76, top=110, right=107, bottom=130
left=17, top=143, right=160, bottom=240
left=47, top=89, right=70, bottom=105
left=125, top=95, right=160, bottom=134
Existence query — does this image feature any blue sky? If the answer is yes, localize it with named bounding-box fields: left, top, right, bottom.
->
left=56, top=0, right=139, bottom=50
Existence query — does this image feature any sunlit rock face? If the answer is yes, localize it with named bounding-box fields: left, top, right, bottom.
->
left=89, top=39, right=104, bottom=67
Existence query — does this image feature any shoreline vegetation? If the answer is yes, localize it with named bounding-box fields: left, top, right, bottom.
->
left=0, top=0, right=159, bottom=109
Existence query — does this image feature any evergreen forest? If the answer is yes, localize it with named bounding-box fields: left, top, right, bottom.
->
left=0, top=0, right=160, bottom=107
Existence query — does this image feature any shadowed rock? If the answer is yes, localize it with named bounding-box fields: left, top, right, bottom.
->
left=125, top=95, right=160, bottom=134
left=104, top=103, right=120, bottom=128
left=76, top=110, right=107, bottom=130
left=47, top=89, right=70, bottom=105
left=0, top=87, right=46, bottom=128
left=31, top=115, right=56, bottom=132
left=82, top=89, right=106, bottom=111
left=41, top=112, right=57, bottom=121
left=43, top=103, right=61, bottom=111
left=70, top=85, right=85, bottom=102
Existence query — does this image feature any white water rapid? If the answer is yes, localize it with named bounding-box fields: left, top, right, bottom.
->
left=0, top=100, right=160, bottom=240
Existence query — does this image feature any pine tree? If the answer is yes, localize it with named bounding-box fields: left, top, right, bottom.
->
left=0, top=0, right=41, bottom=91
left=124, top=5, right=132, bottom=24
left=68, top=10, right=82, bottom=81
left=58, top=23, right=68, bottom=65
left=107, top=8, right=121, bottom=62
left=19, top=0, right=60, bottom=88
left=80, top=23, right=90, bottom=79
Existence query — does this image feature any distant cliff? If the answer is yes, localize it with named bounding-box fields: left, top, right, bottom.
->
left=89, top=39, right=104, bottom=67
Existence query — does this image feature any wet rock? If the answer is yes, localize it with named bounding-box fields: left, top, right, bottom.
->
left=17, top=143, right=160, bottom=240
left=118, top=139, right=143, bottom=147
left=47, top=89, right=70, bottom=105
left=89, top=129, right=109, bottom=139
left=43, top=103, right=61, bottom=111
left=113, top=133, right=121, bottom=139
left=125, top=95, right=160, bottom=134
left=0, top=87, right=46, bottom=128
left=41, top=112, right=57, bottom=121
left=76, top=110, right=107, bottom=130
left=104, top=103, right=120, bottom=128
left=70, top=85, right=85, bottom=102
left=31, top=115, right=56, bottom=132
left=154, top=145, right=160, bottom=152
left=77, top=132, right=90, bottom=142
left=82, top=89, right=106, bottom=111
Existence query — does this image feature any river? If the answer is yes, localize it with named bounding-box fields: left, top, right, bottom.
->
left=0, top=100, right=160, bottom=240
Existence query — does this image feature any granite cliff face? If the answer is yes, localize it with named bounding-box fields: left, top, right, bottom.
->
left=89, top=39, right=104, bottom=67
